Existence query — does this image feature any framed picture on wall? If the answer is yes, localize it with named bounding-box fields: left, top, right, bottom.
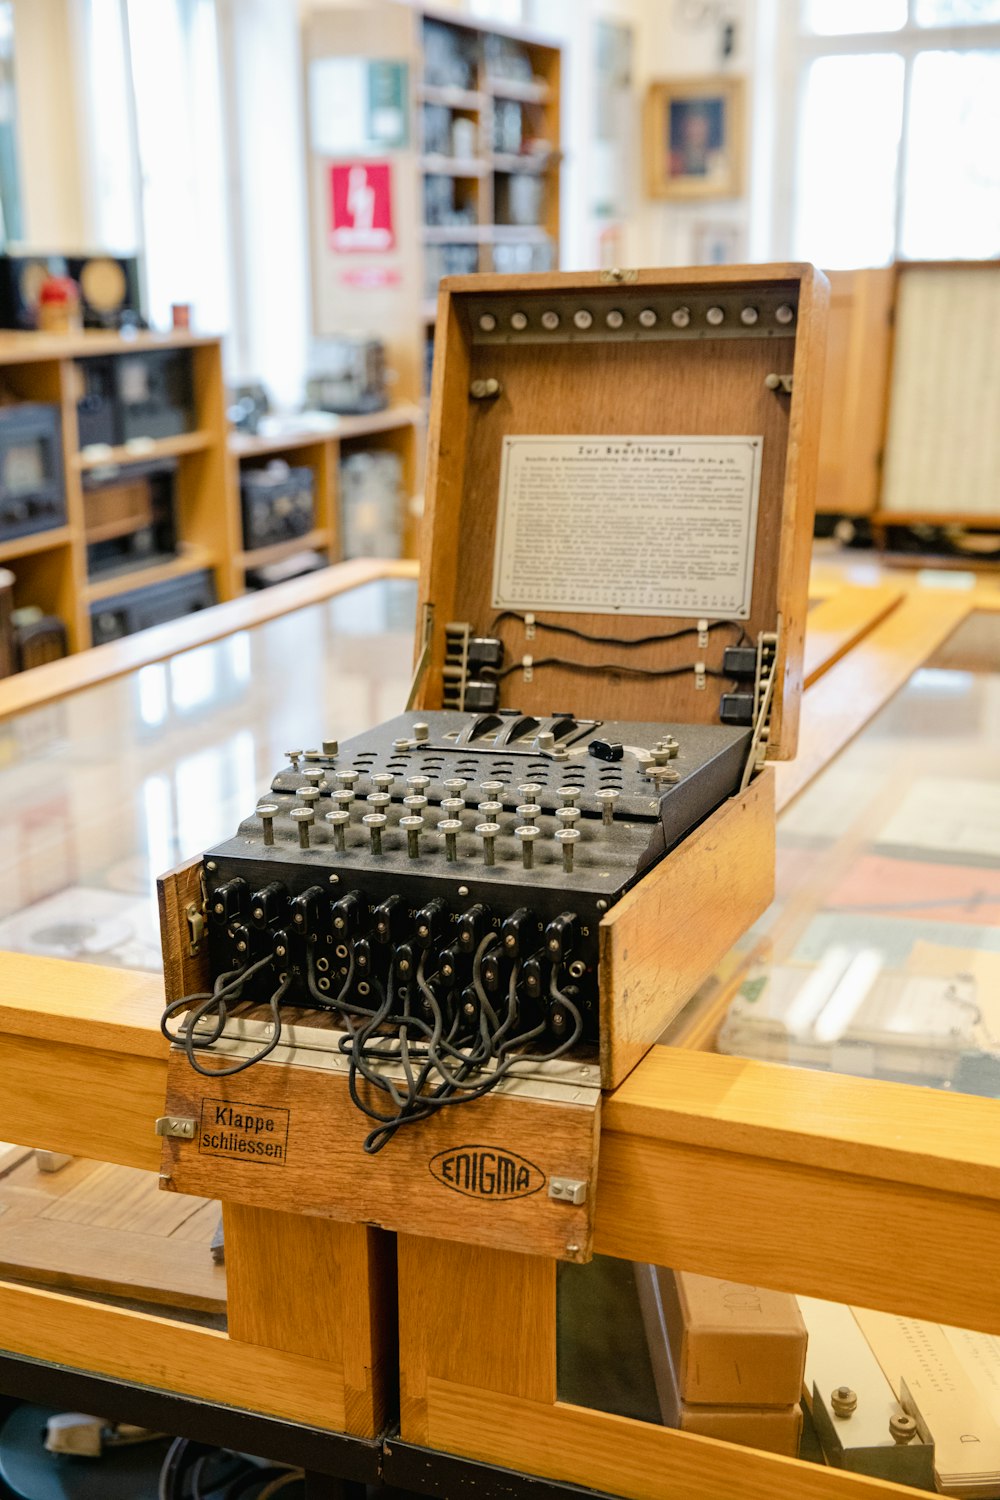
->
left=644, top=76, right=745, bottom=200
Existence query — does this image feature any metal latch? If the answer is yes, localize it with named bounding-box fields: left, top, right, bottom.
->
left=186, top=903, right=205, bottom=956
left=549, top=1177, right=588, bottom=1205
left=156, top=1116, right=196, bottom=1140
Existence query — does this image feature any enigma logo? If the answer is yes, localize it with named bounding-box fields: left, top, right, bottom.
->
left=429, top=1145, right=544, bottom=1201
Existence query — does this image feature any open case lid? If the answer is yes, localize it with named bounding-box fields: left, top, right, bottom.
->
left=413, top=264, right=829, bottom=759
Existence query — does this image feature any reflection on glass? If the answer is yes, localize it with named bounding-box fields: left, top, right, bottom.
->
left=793, top=54, right=904, bottom=267
left=916, top=0, right=1000, bottom=22
left=712, top=613, right=1000, bottom=1099
left=0, top=578, right=416, bottom=972
left=802, top=0, right=906, bottom=33
left=901, top=49, right=1000, bottom=259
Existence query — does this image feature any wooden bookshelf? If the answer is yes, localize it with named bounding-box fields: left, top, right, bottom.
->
left=0, top=330, right=236, bottom=655
left=304, top=2, right=562, bottom=402
left=0, top=328, right=425, bottom=663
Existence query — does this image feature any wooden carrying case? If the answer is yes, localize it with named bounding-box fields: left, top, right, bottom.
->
left=413, top=262, right=827, bottom=1086
left=158, top=264, right=827, bottom=1269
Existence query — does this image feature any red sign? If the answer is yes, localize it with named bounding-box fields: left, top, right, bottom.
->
left=339, top=266, right=401, bottom=290
left=329, top=162, right=395, bottom=253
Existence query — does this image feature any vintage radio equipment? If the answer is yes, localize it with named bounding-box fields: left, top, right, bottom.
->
left=66, top=254, right=144, bottom=329
left=75, top=349, right=195, bottom=450
left=90, top=568, right=216, bottom=646
left=0, top=404, right=67, bottom=543
left=245, top=549, right=328, bottom=591
left=227, top=382, right=270, bottom=435
left=339, top=449, right=403, bottom=558
left=83, top=458, right=178, bottom=577
left=307, top=337, right=388, bottom=415
left=240, top=461, right=316, bottom=552
left=0, top=253, right=143, bottom=330
left=157, top=267, right=826, bottom=1254
left=11, top=607, right=68, bottom=672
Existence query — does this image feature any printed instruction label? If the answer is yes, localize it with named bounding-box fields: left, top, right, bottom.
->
left=199, top=1098, right=289, bottom=1165
left=491, top=435, right=763, bottom=619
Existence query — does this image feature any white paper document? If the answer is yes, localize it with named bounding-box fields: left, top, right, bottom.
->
left=491, top=434, right=763, bottom=619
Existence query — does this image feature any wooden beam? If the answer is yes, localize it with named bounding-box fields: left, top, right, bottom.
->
left=0, top=1277, right=348, bottom=1430
left=423, top=1380, right=915, bottom=1500
left=802, top=583, right=902, bottom=686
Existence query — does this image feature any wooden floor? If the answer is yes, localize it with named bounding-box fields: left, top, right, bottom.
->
left=0, top=1145, right=226, bottom=1317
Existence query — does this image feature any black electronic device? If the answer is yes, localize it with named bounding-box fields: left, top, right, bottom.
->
left=83, top=457, right=178, bottom=577
left=307, top=338, right=387, bottom=415
left=89, top=568, right=216, bottom=645
left=75, top=349, right=195, bottom=451
left=66, top=253, right=144, bottom=329
left=0, top=403, right=67, bottom=543
left=240, top=462, right=315, bottom=551
left=171, top=709, right=749, bottom=1152
left=0, top=252, right=143, bottom=330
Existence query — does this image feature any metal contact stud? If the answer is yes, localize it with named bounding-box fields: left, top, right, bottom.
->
left=258, top=804, right=279, bottom=846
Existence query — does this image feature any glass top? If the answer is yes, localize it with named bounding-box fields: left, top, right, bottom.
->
left=679, top=610, right=1000, bottom=1098
left=0, top=577, right=418, bottom=971
left=1, top=581, right=996, bottom=1105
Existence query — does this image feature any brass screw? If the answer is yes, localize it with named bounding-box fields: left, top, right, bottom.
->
left=831, top=1387, right=858, bottom=1420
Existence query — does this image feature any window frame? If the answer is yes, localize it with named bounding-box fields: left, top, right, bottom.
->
left=773, top=0, right=1000, bottom=264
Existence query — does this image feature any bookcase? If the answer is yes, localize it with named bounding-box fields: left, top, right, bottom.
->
left=0, top=328, right=423, bottom=660
left=304, top=0, right=563, bottom=401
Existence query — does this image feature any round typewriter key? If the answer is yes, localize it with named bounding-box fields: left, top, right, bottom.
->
left=290, top=807, right=314, bottom=849
left=257, top=804, right=279, bottom=845
left=510, top=311, right=528, bottom=330
left=573, top=309, right=593, bottom=329
left=325, top=810, right=350, bottom=852
left=706, top=306, right=725, bottom=326
left=555, top=827, right=580, bottom=873
left=363, top=813, right=387, bottom=855
left=437, top=818, right=462, bottom=862
left=740, top=306, right=759, bottom=325
left=638, top=308, right=657, bottom=328
left=775, top=303, right=795, bottom=325
left=400, top=815, right=424, bottom=858
left=541, top=310, right=560, bottom=330
left=475, top=822, right=501, bottom=866
left=515, top=825, right=539, bottom=869
left=670, top=307, right=691, bottom=328
left=606, top=309, right=624, bottom=329
left=478, top=313, right=497, bottom=332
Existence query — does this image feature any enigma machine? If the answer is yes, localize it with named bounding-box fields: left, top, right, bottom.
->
left=157, top=266, right=827, bottom=1257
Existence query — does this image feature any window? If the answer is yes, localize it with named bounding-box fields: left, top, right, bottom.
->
left=80, top=0, right=232, bottom=337
left=780, top=0, right=1000, bottom=265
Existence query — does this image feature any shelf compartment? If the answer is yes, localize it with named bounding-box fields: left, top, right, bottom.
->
left=417, top=83, right=485, bottom=110
left=237, top=528, right=332, bottom=572
left=484, top=76, right=550, bottom=104
left=75, top=430, right=214, bottom=473
left=420, top=155, right=488, bottom=177
left=0, top=526, right=73, bottom=565
left=491, top=151, right=559, bottom=174
left=83, top=543, right=217, bottom=604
